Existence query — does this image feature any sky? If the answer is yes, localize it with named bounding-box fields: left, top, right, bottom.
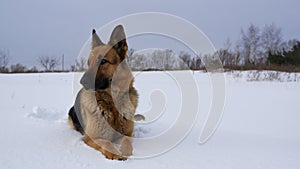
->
left=0, top=0, right=300, bottom=69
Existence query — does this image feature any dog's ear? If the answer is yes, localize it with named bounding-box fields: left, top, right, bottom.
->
left=92, top=29, right=104, bottom=49
left=108, top=25, right=128, bottom=60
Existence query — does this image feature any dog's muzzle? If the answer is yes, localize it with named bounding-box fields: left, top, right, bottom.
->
left=80, top=74, right=94, bottom=90
left=80, top=73, right=111, bottom=90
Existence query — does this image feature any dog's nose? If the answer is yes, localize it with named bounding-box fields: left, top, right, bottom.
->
left=80, top=77, right=87, bottom=86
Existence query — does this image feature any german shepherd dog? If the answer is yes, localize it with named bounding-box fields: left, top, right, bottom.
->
left=68, top=25, right=139, bottom=160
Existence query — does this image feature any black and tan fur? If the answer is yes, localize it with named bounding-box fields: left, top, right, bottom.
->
left=68, top=25, right=139, bottom=160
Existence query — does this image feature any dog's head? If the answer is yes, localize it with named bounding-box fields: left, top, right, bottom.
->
left=80, top=25, right=133, bottom=91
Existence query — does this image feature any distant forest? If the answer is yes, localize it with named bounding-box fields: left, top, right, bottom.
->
left=1, top=23, right=300, bottom=73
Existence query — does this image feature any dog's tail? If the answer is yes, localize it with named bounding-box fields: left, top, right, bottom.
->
left=134, top=114, right=145, bottom=121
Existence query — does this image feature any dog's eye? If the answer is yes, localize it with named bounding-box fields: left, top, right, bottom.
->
left=99, top=59, right=108, bottom=65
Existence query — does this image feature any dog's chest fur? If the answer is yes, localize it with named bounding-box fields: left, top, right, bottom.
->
left=78, top=88, right=137, bottom=141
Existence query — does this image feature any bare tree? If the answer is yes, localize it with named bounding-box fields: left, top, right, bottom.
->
left=240, top=31, right=251, bottom=65
left=126, top=48, right=135, bottom=65
left=179, top=51, right=192, bottom=68
left=70, top=65, right=76, bottom=72
left=10, top=63, right=27, bottom=73
left=241, top=24, right=261, bottom=65
left=29, top=66, right=38, bottom=73
left=216, top=49, right=235, bottom=66
left=164, top=49, right=173, bottom=70
left=153, top=50, right=164, bottom=69
left=233, top=43, right=242, bottom=65
left=261, top=23, right=282, bottom=57
left=284, top=39, right=299, bottom=52
left=127, top=48, right=134, bottom=57
left=261, top=23, right=283, bottom=55
left=216, top=38, right=237, bottom=66
left=75, top=56, right=87, bottom=71
left=0, top=49, right=10, bottom=72
left=190, top=55, right=202, bottom=70
left=224, top=38, right=232, bottom=51
left=38, top=56, right=60, bottom=71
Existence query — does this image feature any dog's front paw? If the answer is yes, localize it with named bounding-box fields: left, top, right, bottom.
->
left=120, top=137, right=133, bottom=156
left=103, top=151, right=127, bottom=161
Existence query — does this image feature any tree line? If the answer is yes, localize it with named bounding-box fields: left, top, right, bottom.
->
left=0, top=51, right=61, bottom=73
left=125, top=23, right=300, bottom=71
left=1, top=23, right=299, bottom=73
left=216, top=23, right=300, bottom=67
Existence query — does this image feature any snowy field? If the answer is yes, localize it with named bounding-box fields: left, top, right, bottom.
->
left=0, top=71, right=300, bottom=169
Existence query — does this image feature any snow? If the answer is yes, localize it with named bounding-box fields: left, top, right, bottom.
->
left=0, top=71, right=299, bottom=169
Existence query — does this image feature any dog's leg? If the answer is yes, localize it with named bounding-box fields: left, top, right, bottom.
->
left=68, top=106, right=84, bottom=134
left=84, top=135, right=126, bottom=160
left=120, top=136, right=133, bottom=156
